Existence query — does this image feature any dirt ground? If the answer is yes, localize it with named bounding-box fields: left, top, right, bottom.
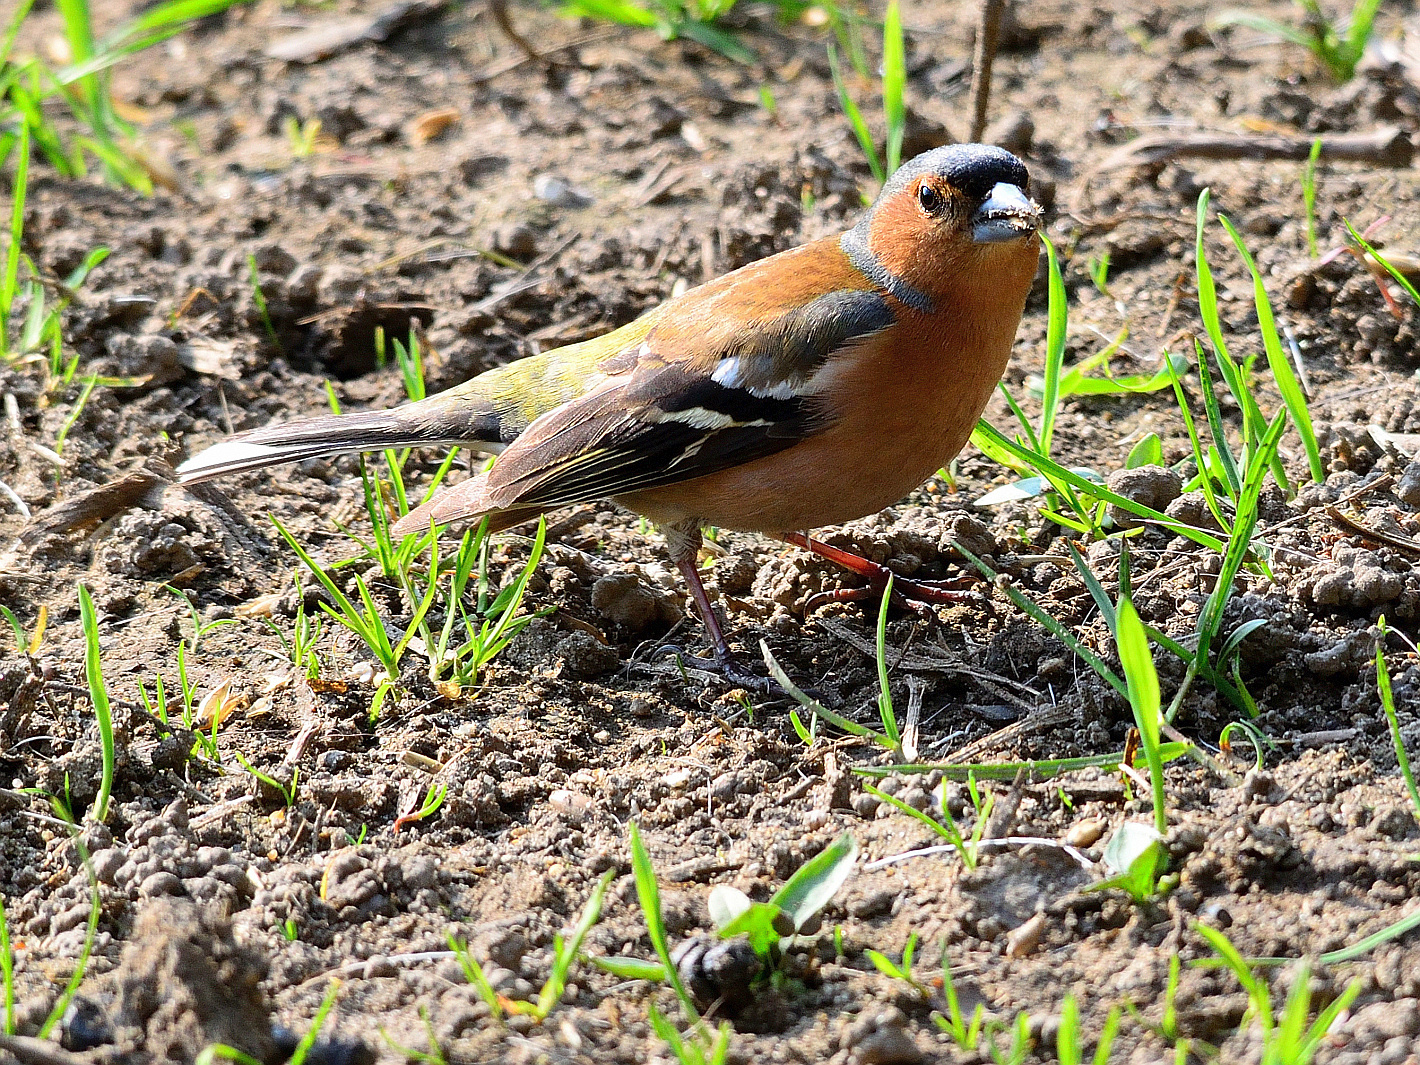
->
left=3, top=0, right=1420, bottom=1061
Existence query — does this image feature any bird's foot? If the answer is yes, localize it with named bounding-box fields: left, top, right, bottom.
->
left=784, top=532, right=985, bottom=616
left=652, top=643, right=779, bottom=694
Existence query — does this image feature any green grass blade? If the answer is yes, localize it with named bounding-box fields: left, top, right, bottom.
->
left=675, top=19, right=756, bottom=63
left=1209, top=10, right=1320, bottom=51
left=1116, top=599, right=1166, bottom=834
left=1038, top=236, right=1068, bottom=454
left=1347, top=221, right=1420, bottom=309
left=1065, top=542, right=1116, bottom=635
left=1375, top=618, right=1420, bottom=819
left=973, top=420, right=1228, bottom=552
left=628, top=822, right=700, bottom=1023
left=769, top=831, right=857, bottom=931
left=534, top=870, right=613, bottom=1018
left=1218, top=214, right=1323, bottom=483
left=1339, top=0, right=1382, bottom=75
left=78, top=585, right=114, bottom=823
left=0, top=897, right=13, bottom=1035
left=1191, top=338, right=1243, bottom=501
left=1302, top=137, right=1322, bottom=258
left=560, top=0, right=657, bottom=28
left=880, top=0, right=905, bottom=176
left=1192, top=410, right=1286, bottom=687
left=874, top=577, right=900, bottom=746
left=1166, top=348, right=1231, bottom=531
left=54, top=0, right=101, bottom=125
left=828, top=42, right=884, bottom=184
left=1, top=123, right=28, bottom=350
left=852, top=742, right=1193, bottom=781
left=1194, top=190, right=1232, bottom=372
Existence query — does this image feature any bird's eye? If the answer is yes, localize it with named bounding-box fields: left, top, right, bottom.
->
left=917, top=182, right=944, bottom=214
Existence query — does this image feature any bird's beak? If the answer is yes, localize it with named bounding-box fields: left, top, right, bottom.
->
left=971, top=182, right=1042, bottom=244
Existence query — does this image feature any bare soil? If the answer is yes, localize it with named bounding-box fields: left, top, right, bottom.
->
left=3, top=0, right=1420, bottom=1062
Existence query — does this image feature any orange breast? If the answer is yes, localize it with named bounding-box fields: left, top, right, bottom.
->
left=619, top=243, right=1037, bottom=534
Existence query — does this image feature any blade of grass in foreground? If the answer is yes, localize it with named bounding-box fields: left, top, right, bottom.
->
left=1376, top=617, right=1420, bottom=819
left=78, top=585, right=114, bottom=823
left=1346, top=221, right=1420, bottom=309
left=828, top=42, right=884, bottom=185
left=1116, top=599, right=1166, bottom=834
left=1037, top=236, right=1068, bottom=455
left=880, top=0, right=905, bottom=176
left=971, top=420, right=1228, bottom=552
left=628, top=822, right=700, bottom=1024
left=1219, top=214, right=1323, bottom=483
left=1, top=124, right=29, bottom=354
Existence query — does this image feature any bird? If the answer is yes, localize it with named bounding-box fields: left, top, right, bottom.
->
left=177, top=144, right=1043, bottom=683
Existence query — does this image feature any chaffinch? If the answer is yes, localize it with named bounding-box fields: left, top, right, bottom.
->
left=179, top=144, right=1043, bottom=679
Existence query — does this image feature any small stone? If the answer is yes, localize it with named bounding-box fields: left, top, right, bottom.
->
left=1064, top=819, right=1106, bottom=848
left=852, top=793, right=880, bottom=819
left=91, top=848, right=126, bottom=886
left=489, top=223, right=538, bottom=260
left=1005, top=912, right=1047, bottom=958
left=363, top=955, right=398, bottom=979
left=1397, top=460, right=1420, bottom=508
left=1106, top=465, right=1183, bottom=527
left=946, top=513, right=997, bottom=559
left=532, top=174, right=592, bottom=207
left=403, top=856, right=439, bottom=891
left=898, top=787, right=931, bottom=812
left=591, top=573, right=682, bottom=633
left=249, top=243, right=297, bottom=276
left=713, top=552, right=759, bottom=596
left=477, top=929, right=527, bottom=971
left=555, top=631, right=620, bottom=680
left=1371, top=805, right=1416, bottom=841
left=853, top=1027, right=923, bottom=1065
left=1167, top=21, right=1210, bottom=49
left=710, top=772, right=740, bottom=802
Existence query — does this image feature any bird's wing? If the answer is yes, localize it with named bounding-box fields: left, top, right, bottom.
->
left=482, top=285, right=897, bottom=510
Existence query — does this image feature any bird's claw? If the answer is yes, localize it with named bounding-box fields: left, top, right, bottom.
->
left=804, top=573, right=985, bottom=616
left=652, top=643, right=779, bottom=694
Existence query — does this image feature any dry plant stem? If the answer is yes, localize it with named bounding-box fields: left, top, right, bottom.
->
left=1098, top=125, right=1413, bottom=171
left=1325, top=505, right=1420, bottom=555
left=980, top=766, right=1026, bottom=840
left=487, top=0, right=542, bottom=61
left=968, top=0, right=1007, bottom=142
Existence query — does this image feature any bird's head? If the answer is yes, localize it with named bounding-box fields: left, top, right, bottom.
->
left=842, top=144, right=1042, bottom=313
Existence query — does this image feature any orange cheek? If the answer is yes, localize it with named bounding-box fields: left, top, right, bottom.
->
left=867, top=196, right=945, bottom=279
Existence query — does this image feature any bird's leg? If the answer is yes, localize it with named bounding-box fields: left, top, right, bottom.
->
left=654, top=519, right=773, bottom=691
left=781, top=531, right=983, bottom=614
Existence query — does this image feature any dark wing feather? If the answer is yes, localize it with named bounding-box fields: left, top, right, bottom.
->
left=484, top=288, right=896, bottom=510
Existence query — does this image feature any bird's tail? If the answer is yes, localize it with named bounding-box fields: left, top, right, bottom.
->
left=175, top=401, right=504, bottom=485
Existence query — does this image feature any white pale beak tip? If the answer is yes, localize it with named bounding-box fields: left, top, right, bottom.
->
left=971, top=182, right=1042, bottom=244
